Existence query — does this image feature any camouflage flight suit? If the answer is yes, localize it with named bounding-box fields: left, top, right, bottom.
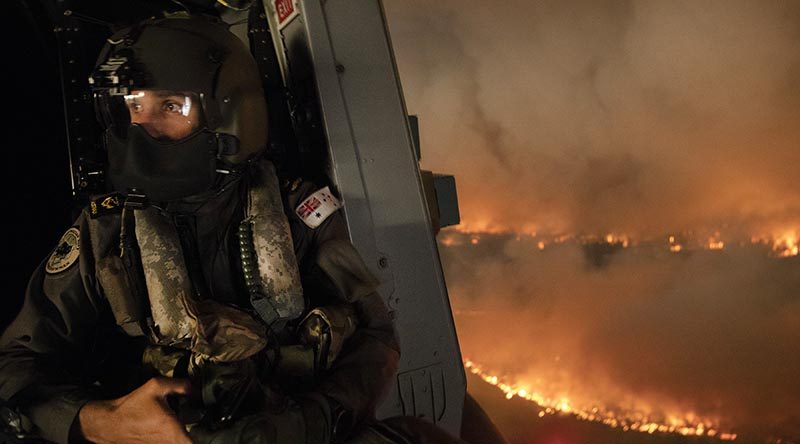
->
left=0, top=167, right=401, bottom=444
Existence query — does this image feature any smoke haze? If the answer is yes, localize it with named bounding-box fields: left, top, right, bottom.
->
left=441, top=238, right=800, bottom=439
left=384, top=1, right=800, bottom=440
left=386, top=0, right=800, bottom=237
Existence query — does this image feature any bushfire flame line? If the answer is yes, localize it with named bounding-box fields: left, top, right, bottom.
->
left=464, top=359, right=738, bottom=441
left=442, top=227, right=799, bottom=258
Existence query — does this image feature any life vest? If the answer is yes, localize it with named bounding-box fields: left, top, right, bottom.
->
left=90, top=160, right=304, bottom=363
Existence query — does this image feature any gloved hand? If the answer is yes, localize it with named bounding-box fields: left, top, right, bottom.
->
left=188, top=393, right=335, bottom=444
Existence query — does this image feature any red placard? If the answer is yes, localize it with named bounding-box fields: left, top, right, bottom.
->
left=275, top=0, right=295, bottom=25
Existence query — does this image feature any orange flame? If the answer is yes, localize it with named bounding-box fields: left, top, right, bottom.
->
left=464, top=359, right=737, bottom=441
left=445, top=225, right=800, bottom=257
left=750, top=231, right=799, bottom=257
left=668, top=235, right=683, bottom=253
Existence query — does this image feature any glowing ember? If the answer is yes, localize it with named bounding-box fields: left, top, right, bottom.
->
left=771, top=233, right=798, bottom=257
left=603, top=233, right=631, bottom=247
left=554, top=235, right=571, bottom=244
left=706, top=232, right=725, bottom=250
left=439, top=234, right=459, bottom=247
left=464, top=359, right=737, bottom=441
left=668, top=235, right=683, bottom=253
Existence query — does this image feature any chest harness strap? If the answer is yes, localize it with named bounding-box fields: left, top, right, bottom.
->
left=98, top=160, right=304, bottom=363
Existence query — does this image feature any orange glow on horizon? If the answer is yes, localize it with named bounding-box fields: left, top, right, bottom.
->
left=444, top=224, right=799, bottom=258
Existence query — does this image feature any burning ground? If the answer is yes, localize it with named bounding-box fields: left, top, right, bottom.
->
left=440, top=233, right=800, bottom=442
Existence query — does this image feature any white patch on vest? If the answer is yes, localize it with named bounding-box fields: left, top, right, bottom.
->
left=46, top=227, right=80, bottom=274
left=295, top=186, right=342, bottom=229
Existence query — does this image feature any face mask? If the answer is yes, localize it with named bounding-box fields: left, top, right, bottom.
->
left=105, top=123, right=219, bottom=203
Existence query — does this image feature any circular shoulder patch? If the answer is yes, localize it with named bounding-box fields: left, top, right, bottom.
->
left=46, top=227, right=81, bottom=274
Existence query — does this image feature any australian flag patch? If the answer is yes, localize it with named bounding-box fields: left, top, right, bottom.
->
left=295, top=187, right=342, bottom=229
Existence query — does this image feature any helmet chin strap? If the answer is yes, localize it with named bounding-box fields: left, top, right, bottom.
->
left=214, top=132, right=241, bottom=165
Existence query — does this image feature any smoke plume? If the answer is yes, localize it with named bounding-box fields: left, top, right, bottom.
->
left=386, top=0, right=800, bottom=237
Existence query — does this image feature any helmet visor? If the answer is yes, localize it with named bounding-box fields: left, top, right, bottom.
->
left=96, top=89, right=205, bottom=142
